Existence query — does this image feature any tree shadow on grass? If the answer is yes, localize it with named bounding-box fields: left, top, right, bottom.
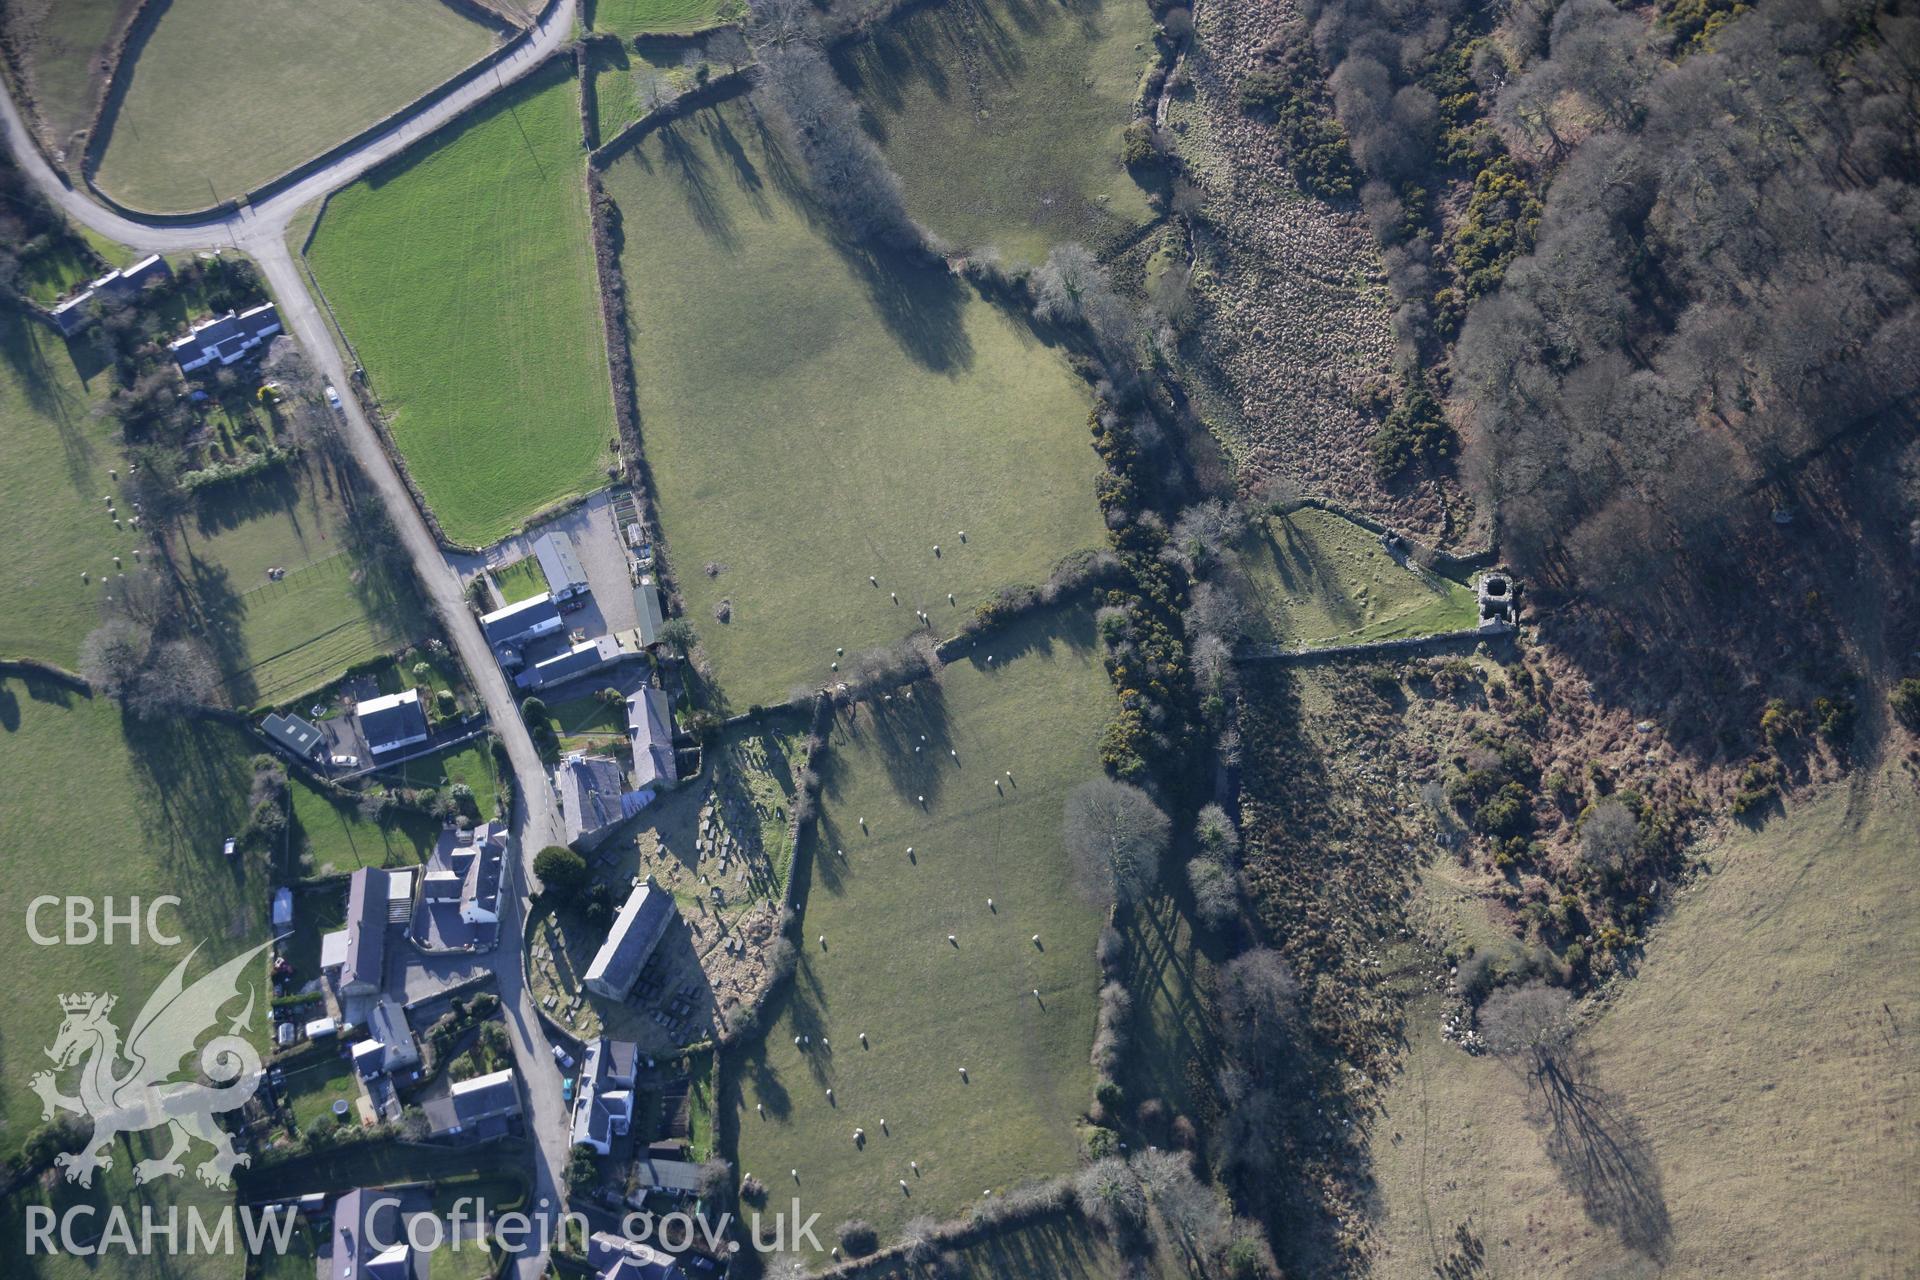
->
left=1525, top=1048, right=1672, bottom=1262
left=123, top=713, right=261, bottom=947
left=186, top=464, right=307, bottom=541
left=857, top=678, right=954, bottom=806
left=178, top=552, right=258, bottom=708
left=834, top=240, right=974, bottom=375
left=647, top=119, right=741, bottom=253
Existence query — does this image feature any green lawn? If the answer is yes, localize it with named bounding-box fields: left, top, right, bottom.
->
left=590, top=0, right=735, bottom=36
left=492, top=554, right=548, bottom=604
left=589, top=40, right=689, bottom=146
left=284, top=1053, right=360, bottom=1131
left=94, top=0, right=496, bottom=212
left=727, top=608, right=1112, bottom=1258
left=306, top=62, right=615, bottom=546
left=0, top=0, right=122, bottom=152
left=604, top=95, right=1105, bottom=706
left=0, top=309, right=145, bottom=667
left=290, top=778, right=440, bottom=876
left=835, top=0, right=1160, bottom=263
left=178, top=460, right=432, bottom=708
left=381, top=740, right=501, bottom=816
left=1239, top=509, right=1480, bottom=647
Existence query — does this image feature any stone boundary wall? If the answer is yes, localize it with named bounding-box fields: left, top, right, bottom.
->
left=1236, top=619, right=1514, bottom=666
left=586, top=67, right=753, bottom=169
left=1285, top=495, right=1497, bottom=578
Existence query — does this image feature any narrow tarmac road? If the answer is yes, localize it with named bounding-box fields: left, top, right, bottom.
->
left=1, top=6, right=582, bottom=1274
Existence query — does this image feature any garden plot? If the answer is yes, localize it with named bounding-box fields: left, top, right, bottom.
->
left=602, top=94, right=1105, bottom=707
left=95, top=0, right=495, bottom=212
left=835, top=0, right=1161, bottom=263
left=305, top=62, right=615, bottom=546
left=728, top=608, right=1112, bottom=1258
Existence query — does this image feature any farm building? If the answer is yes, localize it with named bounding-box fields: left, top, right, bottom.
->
left=569, top=1037, right=639, bottom=1154
left=359, top=996, right=420, bottom=1075
left=583, top=877, right=676, bottom=1001
left=355, top=689, right=428, bottom=757
left=533, top=531, right=590, bottom=600
left=586, top=1231, right=684, bottom=1279
left=261, top=711, right=325, bottom=762
left=480, top=592, right=564, bottom=650
left=626, top=686, right=677, bottom=792
left=424, top=1067, right=522, bottom=1139
left=420, top=822, right=506, bottom=926
left=325, top=867, right=388, bottom=999
left=556, top=752, right=647, bottom=850
left=169, top=302, right=282, bottom=372
left=634, top=575, right=665, bottom=647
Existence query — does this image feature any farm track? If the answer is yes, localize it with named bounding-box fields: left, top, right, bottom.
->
left=0, top=5, right=583, bottom=1274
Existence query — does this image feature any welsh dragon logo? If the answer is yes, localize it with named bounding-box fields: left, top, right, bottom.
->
left=30, top=940, right=273, bottom=1189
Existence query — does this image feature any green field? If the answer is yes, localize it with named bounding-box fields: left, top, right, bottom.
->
left=178, top=462, right=431, bottom=707
left=0, top=0, right=123, bottom=152
left=728, top=608, right=1112, bottom=1257
left=306, top=62, right=615, bottom=546
left=604, top=95, right=1105, bottom=706
left=1367, top=771, right=1920, bottom=1276
left=492, top=555, right=547, bottom=604
left=0, top=310, right=142, bottom=667
left=94, top=0, right=495, bottom=212
left=284, top=1053, right=360, bottom=1131
left=0, top=679, right=269, bottom=1134
left=835, top=0, right=1160, bottom=263
left=1239, top=509, right=1479, bottom=647
left=589, top=40, right=688, bottom=146
left=590, top=0, right=734, bottom=36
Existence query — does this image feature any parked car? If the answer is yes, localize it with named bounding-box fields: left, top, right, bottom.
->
left=222, top=837, right=237, bottom=859
left=324, top=385, right=342, bottom=409
left=330, top=754, right=359, bottom=768
left=552, top=1045, right=575, bottom=1070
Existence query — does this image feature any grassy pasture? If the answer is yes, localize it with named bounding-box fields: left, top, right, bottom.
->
left=94, top=0, right=495, bottom=212
left=0, top=680, right=270, bottom=1138
left=0, top=309, right=142, bottom=667
left=834, top=0, right=1160, bottom=263
left=306, top=62, right=615, bottom=546
left=178, top=461, right=431, bottom=708
left=1367, top=772, right=1920, bottom=1276
left=589, top=40, right=689, bottom=145
left=727, top=608, right=1112, bottom=1258
left=590, top=0, right=734, bottom=37
left=1239, top=509, right=1478, bottom=647
left=603, top=95, right=1105, bottom=706
left=289, top=780, right=439, bottom=875
left=0, top=0, right=124, bottom=152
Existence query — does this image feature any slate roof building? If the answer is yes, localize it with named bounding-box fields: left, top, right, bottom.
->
left=514, top=638, right=608, bottom=691
left=261, top=711, right=325, bottom=762
left=585, top=1232, right=685, bottom=1280
left=170, top=302, right=282, bottom=373
left=330, top=1189, right=416, bottom=1280
left=625, top=687, right=677, bottom=793
left=569, top=1037, right=639, bottom=1154
left=583, top=878, right=675, bottom=1001
left=480, top=592, right=563, bottom=650
left=532, top=532, right=590, bottom=600
left=633, top=575, right=666, bottom=647
left=45, top=253, right=171, bottom=336
left=327, top=867, right=389, bottom=999
left=556, top=753, right=644, bottom=850
left=424, top=1067, right=521, bottom=1139
left=356, top=689, right=428, bottom=757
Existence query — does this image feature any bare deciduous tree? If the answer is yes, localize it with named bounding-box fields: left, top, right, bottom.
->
left=1064, top=777, right=1170, bottom=906
left=1478, top=981, right=1574, bottom=1075
left=1074, top=1156, right=1147, bottom=1234
left=79, top=619, right=152, bottom=701
left=1578, top=797, right=1638, bottom=879
left=1216, top=948, right=1300, bottom=1060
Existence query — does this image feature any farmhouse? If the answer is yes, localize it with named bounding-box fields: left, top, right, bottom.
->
left=169, top=302, right=282, bottom=373
left=586, top=1231, right=684, bottom=1280
left=481, top=592, right=564, bottom=651
left=626, top=686, right=677, bottom=792
left=424, top=1067, right=522, bottom=1139
left=325, top=867, right=389, bottom=1000
left=569, top=1037, right=639, bottom=1154
left=533, top=531, right=590, bottom=600
left=417, top=822, right=506, bottom=930
left=261, top=711, right=325, bottom=762
left=356, top=689, right=428, bottom=757
left=360, top=996, right=421, bottom=1074
left=556, top=752, right=646, bottom=850
left=583, top=878, right=676, bottom=1001
left=329, top=1189, right=415, bottom=1280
